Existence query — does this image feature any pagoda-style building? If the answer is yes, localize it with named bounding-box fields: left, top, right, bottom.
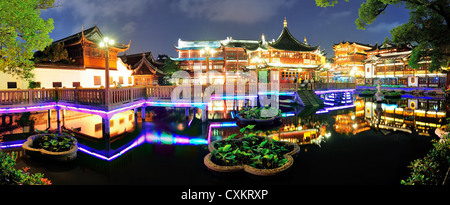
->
left=52, top=25, right=130, bottom=70
left=172, top=18, right=325, bottom=84
left=0, top=25, right=134, bottom=90
left=332, top=41, right=372, bottom=85
left=119, top=52, right=166, bottom=86
left=246, top=18, right=326, bottom=84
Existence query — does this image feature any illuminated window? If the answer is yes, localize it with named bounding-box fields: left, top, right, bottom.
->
left=95, top=123, right=102, bottom=132
left=94, top=76, right=101, bottom=85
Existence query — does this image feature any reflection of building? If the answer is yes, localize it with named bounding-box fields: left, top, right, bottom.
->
left=333, top=110, right=371, bottom=135
left=333, top=42, right=372, bottom=85
left=0, top=25, right=133, bottom=89
left=364, top=97, right=446, bottom=136
left=364, top=43, right=448, bottom=88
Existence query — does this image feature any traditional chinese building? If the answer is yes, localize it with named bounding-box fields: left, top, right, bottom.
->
left=332, top=41, right=372, bottom=85
left=171, top=38, right=258, bottom=84
left=0, top=25, right=133, bottom=89
left=363, top=43, right=448, bottom=88
left=53, top=25, right=130, bottom=70
left=119, top=52, right=166, bottom=86
left=247, top=18, right=326, bottom=84
left=171, top=18, right=325, bottom=84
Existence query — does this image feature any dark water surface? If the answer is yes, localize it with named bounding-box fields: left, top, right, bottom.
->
left=2, top=94, right=445, bottom=186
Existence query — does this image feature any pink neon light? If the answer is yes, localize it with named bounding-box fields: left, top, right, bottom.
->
left=175, top=137, right=191, bottom=144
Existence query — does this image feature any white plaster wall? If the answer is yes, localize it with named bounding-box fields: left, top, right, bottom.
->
left=0, top=59, right=133, bottom=90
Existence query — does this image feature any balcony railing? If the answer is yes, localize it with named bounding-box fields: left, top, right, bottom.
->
left=0, top=83, right=353, bottom=109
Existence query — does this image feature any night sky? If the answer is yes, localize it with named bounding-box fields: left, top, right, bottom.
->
left=41, top=0, right=411, bottom=59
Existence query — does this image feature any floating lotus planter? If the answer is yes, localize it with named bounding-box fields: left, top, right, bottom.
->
left=237, top=105, right=282, bottom=127
left=204, top=125, right=300, bottom=177
left=358, top=90, right=375, bottom=97
left=22, top=131, right=78, bottom=161
left=383, top=91, right=402, bottom=98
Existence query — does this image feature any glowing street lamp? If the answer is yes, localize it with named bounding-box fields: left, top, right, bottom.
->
left=99, top=37, right=115, bottom=105
left=200, top=46, right=215, bottom=85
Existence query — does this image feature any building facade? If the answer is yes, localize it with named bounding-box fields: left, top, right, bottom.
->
left=332, top=41, right=372, bottom=85
left=247, top=18, right=326, bottom=84
left=119, top=52, right=165, bottom=86
left=363, top=43, right=448, bottom=88
left=172, top=18, right=326, bottom=84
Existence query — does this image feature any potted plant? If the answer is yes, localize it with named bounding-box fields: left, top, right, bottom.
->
left=237, top=105, right=282, bottom=126
left=22, top=130, right=78, bottom=161
left=204, top=125, right=300, bottom=177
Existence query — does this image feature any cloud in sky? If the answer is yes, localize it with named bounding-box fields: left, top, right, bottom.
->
left=170, top=0, right=296, bottom=24
left=54, top=0, right=154, bottom=33
left=367, top=21, right=402, bottom=33
left=330, top=10, right=352, bottom=18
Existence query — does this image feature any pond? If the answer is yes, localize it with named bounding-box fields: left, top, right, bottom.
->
left=0, top=92, right=446, bottom=185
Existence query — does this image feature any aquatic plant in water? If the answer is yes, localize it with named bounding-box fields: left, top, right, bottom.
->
left=211, top=125, right=291, bottom=169
left=31, top=130, right=76, bottom=152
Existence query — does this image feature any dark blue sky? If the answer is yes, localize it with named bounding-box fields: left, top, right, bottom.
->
left=42, top=0, right=411, bottom=58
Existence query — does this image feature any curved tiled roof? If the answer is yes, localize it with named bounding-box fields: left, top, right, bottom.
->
left=269, top=26, right=318, bottom=52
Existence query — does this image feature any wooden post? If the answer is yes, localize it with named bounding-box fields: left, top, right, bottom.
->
left=56, top=107, right=61, bottom=133
left=141, top=106, right=146, bottom=122
left=47, top=109, right=52, bottom=130
left=105, top=48, right=110, bottom=107
left=28, top=89, right=33, bottom=105
left=102, top=117, right=111, bottom=157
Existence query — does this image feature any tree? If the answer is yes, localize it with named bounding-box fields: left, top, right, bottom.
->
left=315, top=0, right=450, bottom=72
left=0, top=0, right=55, bottom=81
left=382, top=36, right=392, bottom=46
left=159, top=57, right=179, bottom=85
left=34, top=42, right=70, bottom=63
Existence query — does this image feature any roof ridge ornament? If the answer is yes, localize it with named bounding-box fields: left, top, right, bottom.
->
left=283, top=17, right=287, bottom=27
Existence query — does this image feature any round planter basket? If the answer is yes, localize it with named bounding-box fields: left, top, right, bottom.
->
left=205, top=137, right=300, bottom=177
left=22, top=134, right=78, bottom=162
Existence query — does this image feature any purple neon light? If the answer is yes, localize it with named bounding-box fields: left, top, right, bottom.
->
left=1, top=132, right=207, bottom=161
left=210, top=95, right=258, bottom=100
left=0, top=103, right=57, bottom=114
left=315, top=89, right=355, bottom=94
left=0, top=143, right=23, bottom=149
left=315, top=104, right=356, bottom=114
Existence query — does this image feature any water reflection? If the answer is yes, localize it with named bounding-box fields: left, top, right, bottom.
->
left=1, top=92, right=447, bottom=161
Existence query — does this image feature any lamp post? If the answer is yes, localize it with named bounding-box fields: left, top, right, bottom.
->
left=252, top=56, right=264, bottom=83
left=99, top=37, right=115, bottom=106
left=201, top=46, right=215, bottom=85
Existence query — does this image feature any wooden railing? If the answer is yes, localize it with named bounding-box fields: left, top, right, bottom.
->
left=0, top=83, right=352, bottom=109
left=0, top=89, right=56, bottom=106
